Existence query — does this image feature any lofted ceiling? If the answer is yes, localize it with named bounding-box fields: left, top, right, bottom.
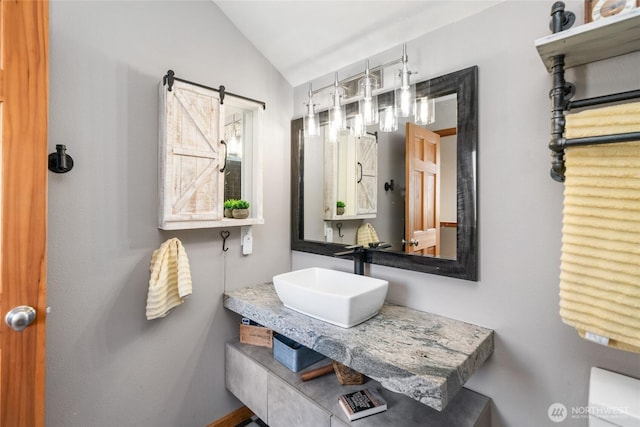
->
left=214, top=1, right=501, bottom=87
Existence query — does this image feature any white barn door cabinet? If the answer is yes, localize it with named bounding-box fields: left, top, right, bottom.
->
left=158, top=73, right=264, bottom=230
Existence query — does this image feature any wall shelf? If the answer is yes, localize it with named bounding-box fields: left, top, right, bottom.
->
left=159, top=217, right=264, bottom=230
left=224, top=283, right=494, bottom=412
left=324, top=214, right=376, bottom=221
left=226, top=340, right=491, bottom=426
left=535, top=8, right=640, bottom=72
left=536, top=3, right=640, bottom=182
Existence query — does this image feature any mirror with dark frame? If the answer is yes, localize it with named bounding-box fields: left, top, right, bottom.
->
left=291, top=66, right=478, bottom=281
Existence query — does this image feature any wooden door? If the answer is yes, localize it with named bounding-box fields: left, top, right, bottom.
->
left=405, top=123, right=440, bottom=256
left=0, top=0, right=49, bottom=426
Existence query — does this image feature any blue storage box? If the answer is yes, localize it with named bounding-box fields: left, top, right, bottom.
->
left=273, top=333, right=325, bottom=372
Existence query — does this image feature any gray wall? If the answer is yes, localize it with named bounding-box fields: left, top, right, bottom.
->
left=292, top=1, right=640, bottom=426
left=47, top=1, right=640, bottom=426
left=47, top=1, right=291, bottom=426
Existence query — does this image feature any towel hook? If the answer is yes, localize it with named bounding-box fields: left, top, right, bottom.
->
left=48, top=144, right=74, bottom=173
left=220, top=230, right=230, bottom=252
left=336, top=222, right=344, bottom=238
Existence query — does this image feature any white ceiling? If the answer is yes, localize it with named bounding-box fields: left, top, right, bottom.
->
left=214, top=1, right=501, bottom=87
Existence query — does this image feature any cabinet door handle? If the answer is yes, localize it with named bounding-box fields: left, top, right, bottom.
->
left=357, top=162, right=363, bottom=183
left=220, top=140, right=228, bottom=173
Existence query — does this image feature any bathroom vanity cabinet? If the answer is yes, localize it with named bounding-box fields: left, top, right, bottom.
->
left=226, top=340, right=491, bottom=426
left=224, top=283, right=494, bottom=414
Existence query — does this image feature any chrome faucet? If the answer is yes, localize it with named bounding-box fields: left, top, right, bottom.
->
left=334, top=243, right=392, bottom=275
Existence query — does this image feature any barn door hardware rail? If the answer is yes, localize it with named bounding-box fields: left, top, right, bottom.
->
left=544, top=2, right=640, bottom=182
left=162, top=70, right=266, bottom=110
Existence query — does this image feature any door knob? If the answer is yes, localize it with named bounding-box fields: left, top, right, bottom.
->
left=402, top=239, right=419, bottom=247
left=5, top=306, right=36, bottom=332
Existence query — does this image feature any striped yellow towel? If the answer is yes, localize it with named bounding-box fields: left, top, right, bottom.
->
left=356, top=223, right=379, bottom=247
left=560, top=102, right=640, bottom=353
left=146, top=238, right=193, bottom=320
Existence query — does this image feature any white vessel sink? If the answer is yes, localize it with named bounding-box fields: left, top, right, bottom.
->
left=272, top=267, right=389, bottom=328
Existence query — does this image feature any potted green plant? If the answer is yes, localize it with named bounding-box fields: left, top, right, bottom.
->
left=224, top=199, right=237, bottom=218
left=336, top=201, right=345, bottom=215
left=232, top=199, right=250, bottom=219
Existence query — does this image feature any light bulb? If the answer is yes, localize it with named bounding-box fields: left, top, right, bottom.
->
left=348, top=113, right=365, bottom=137
left=228, top=134, right=242, bottom=158
left=379, top=106, right=397, bottom=132
left=331, top=106, right=343, bottom=128
left=328, top=121, right=339, bottom=142
left=360, top=96, right=378, bottom=125
left=399, top=88, right=412, bottom=117
left=304, top=113, right=319, bottom=137
left=329, top=72, right=346, bottom=133
left=358, top=61, right=379, bottom=125
left=415, top=96, right=435, bottom=125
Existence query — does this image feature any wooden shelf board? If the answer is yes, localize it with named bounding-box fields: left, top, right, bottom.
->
left=324, top=214, right=377, bottom=221
left=535, top=9, right=640, bottom=72
left=159, top=217, right=264, bottom=230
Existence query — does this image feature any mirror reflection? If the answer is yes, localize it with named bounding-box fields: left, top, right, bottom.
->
left=291, top=66, right=478, bottom=281
left=223, top=101, right=256, bottom=203
left=223, top=111, right=244, bottom=201
left=304, top=95, right=457, bottom=259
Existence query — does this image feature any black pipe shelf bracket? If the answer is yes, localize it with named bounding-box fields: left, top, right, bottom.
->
left=548, top=2, right=576, bottom=182
left=544, top=2, right=640, bottom=182
left=48, top=144, right=74, bottom=173
left=161, top=69, right=266, bottom=110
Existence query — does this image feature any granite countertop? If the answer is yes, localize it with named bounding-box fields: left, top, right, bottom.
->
left=223, top=283, right=494, bottom=412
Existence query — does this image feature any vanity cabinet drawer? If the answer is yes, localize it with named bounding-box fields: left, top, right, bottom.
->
left=268, top=375, right=331, bottom=427
left=225, top=343, right=268, bottom=422
left=225, top=340, right=491, bottom=427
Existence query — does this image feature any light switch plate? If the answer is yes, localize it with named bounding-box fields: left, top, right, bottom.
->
left=241, top=226, right=253, bottom=255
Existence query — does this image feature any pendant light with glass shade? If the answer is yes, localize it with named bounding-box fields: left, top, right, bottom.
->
left=358, top=60, right=379, bottom=126
left=299, top=43, right=432, bottom=137
left=303, top=83, right=320, bottom=137
left=346, top=107, right=365, bottom=137
left=415, top=95, right=435, bottom=125
left=395, top=44, right=416, bottom=118
left=378, top=91, right=397, bottom=132
left=328, top=72, right=346, bottom=142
